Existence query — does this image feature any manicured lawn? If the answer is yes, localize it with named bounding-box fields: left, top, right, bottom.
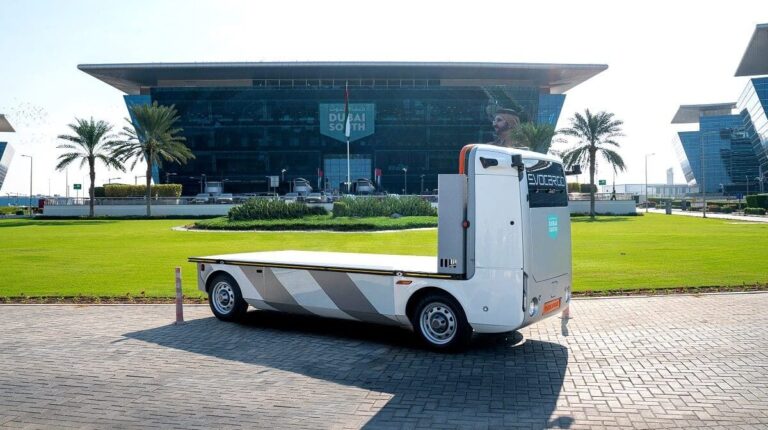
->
left=0, top=214, right=765, bottom=297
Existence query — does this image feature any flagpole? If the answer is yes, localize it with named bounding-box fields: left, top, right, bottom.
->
left=346, top=137, right=351, bottom=194
left=344, top=81, right=351, bottom=194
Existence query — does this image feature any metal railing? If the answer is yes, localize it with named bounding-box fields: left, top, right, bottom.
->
left=567, top=193, right=634, bottom=201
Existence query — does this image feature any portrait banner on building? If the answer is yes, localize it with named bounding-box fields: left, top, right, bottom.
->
left=319, top=103, right=375, bottom=143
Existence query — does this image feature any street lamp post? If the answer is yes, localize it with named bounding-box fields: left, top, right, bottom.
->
left=644, top=153, right=654, bottom=213
left=108, top=177, right=120, bottom=184
left=21, top=155, right=32, bottom=215
left=402, top=167, right=408, bottom=195
left=700, top=135, right=708, bottom=218
left=135, top=175, right=146, bottom=185
left=745, top=175, right=749, bottom=197
left=166, top=172, right=177, bottom=183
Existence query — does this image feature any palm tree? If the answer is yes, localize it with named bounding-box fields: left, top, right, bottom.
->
left=56, top=118, right=124, bottom=218
left=114, top=102, right=193, bottom=216
left=510, top=122, right=561, bottom=153
left=559, top=109, right=626, bottom=220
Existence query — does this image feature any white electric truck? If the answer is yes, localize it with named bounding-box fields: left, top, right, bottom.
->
left=189, top=144, right=573, bottom=350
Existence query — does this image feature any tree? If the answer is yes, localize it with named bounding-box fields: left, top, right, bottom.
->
left=510, top=122, right=561, bottom=154
left=114, top=102, right=194, bottom=216
left=56, top=118, right=124, bottom=218
left=559, top=109, right=626, bottom=220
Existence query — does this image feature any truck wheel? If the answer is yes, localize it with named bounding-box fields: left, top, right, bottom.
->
left=412, top=293, right=472, bottom=351
left=208, top=273, right=248, bottom=322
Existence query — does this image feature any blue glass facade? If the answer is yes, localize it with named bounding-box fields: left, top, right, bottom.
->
left=674, top=115, right=760, bottom=193
left=0, top=142, right=13, bottom=191
left=134, top=83, right=566, bottom=195
left=537, top=94, right=566, bottom=126
left=737, top=77, right=768, bottom=184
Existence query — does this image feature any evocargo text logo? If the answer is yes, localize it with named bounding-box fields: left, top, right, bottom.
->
left=527, top=173, right=566, bottom=188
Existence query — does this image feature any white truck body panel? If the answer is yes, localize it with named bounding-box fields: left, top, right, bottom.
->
left=192, top=144, right=572, bottom=336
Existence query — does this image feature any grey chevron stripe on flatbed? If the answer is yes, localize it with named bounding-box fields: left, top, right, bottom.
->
left=309, top=270, right=397, bottom=325
left=241, top=266, right=313, bottom=316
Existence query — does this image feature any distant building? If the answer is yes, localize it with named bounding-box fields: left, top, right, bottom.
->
left=613, top=183, right=695, bottom=198
left=672, top=24, right=768, bottom=195
left=666, top=168, right=674, bottom=185
left=80, top=61, right=606, bottom=195
left=0, top=114, right=14, bottom=192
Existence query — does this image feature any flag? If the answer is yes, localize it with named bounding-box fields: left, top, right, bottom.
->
left=343, top=81, right=351, bottom=139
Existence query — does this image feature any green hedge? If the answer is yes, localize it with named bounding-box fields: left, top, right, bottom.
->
left=579, top=184, right=597, bottom=193
left=746, top=194, right=768, bottom=209
left=228, top=198, right=327, bottom=221
left=0, top=206, right=21, bottom=215
left=745, top=207, right=766, bottom=215
left=94, top=187, right=105, bottom=198
left=196, top=215, right=438, bottom=231
left=567, top=182, right=580, bottom=193
left=104, top=184, right=182, bottom=198
left=332, top=196, right=437, bottom=217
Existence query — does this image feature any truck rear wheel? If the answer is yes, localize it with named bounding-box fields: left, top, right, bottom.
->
left=208, top=273, right=248, bottom=322
left=412, top=293, right=472, bottom=351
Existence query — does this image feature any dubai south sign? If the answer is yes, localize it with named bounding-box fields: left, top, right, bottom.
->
left=319, top=103, right=375, bottom=143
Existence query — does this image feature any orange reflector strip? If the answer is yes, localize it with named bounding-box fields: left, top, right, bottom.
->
left=543, top=298, right=561, bottom=315
left=396, top=280, right=413, bottom=285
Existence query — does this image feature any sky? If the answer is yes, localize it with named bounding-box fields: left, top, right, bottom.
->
left=0, top=0, right=766, bottom=196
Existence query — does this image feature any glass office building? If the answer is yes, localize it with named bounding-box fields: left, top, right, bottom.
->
left=737, top=77, right=768, bottom=183
left=670, top=24, right=768, bottom=195
left=672, top=111, right=759, bottom=194
left=0, top=142, right=13, bottom=191
left=80, top=62, right=606, bottom=195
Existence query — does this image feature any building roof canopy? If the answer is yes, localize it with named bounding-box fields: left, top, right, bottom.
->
left=735, top=23, right=768, bottom=77
left=78, top=61, right=608, bottom=95
left=0, top=115, right=14, bottom=133
left=671, top=103, right=736, bottom=124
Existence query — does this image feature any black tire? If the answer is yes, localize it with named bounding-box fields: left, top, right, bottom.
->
left=411, top=292, right=472, bottom=351
left=207, top=273, right=248, bottom=322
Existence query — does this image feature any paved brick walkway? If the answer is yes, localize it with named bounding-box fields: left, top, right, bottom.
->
left=1, top=294, right=767, bottom=429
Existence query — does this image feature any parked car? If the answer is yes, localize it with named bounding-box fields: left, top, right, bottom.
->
left=305, top=192, right=329, bottom=203
left=215, top=193, right=234, bottom=204
left=192, top=193, right=211, bottom=204
left=283, top=192, right=301, bottom=202
left=293, top=178, right=313, bottom=195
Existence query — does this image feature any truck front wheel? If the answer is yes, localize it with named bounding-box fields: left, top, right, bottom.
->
left=208, top=273, right=248, bottom=322
left=412, top=293, right=472, bottom=351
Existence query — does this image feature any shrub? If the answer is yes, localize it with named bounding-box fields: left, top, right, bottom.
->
left=229, top=198, right=327, bottom=221
left=745, top=194, right=768, bottom=209
left=579, top=184, right=597, bottom=193
left=567, top=182, right=580, bottom=193
left=745, top=207, right=766, bottom=215
left=104, top=184, right=182, bottom=198
left=0, top=206, right=21, bottom=215
left=94, top=187, right=105, bottom=198
left=332, top=196, right=437, bottom=218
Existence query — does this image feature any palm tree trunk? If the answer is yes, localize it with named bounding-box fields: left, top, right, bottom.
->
left=146, top=161, right=152, bottom=217
left=88, top=158, right=96, bottom=218
left=589, top=148, right=596, bottom=220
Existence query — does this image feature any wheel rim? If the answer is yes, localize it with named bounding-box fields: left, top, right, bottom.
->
left=212, top=281, right=236, bottom=315
left=420, top=302, right=457, bottom=345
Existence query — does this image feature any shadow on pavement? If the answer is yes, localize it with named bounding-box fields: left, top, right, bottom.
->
left=125, top=310, right=571, bottom=428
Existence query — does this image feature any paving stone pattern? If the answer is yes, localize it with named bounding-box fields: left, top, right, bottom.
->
left=0, top=294, right=767, bottom=429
